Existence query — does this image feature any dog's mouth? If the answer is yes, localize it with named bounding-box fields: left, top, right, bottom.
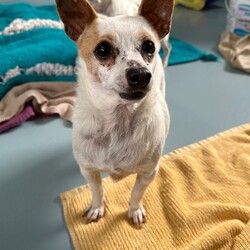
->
left=119, top=91, right=146, bottom=100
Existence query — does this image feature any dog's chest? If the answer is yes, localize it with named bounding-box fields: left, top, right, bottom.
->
left=73, top=105, right=163, bottom=173
left=80, top=128, right=147, bottom=170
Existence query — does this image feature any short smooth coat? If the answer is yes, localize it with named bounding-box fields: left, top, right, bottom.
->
left=72, top=16, right=170, bottom=178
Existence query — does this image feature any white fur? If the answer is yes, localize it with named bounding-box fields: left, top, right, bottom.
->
left=96, top=16, right=160, bottom=94
left=90, top=0, right=141, bottom=16
left=71, top=3, right=170, bottom=226
left=73, top=16, right=169, bottom=172
left=73, top=56, right=169, bottom=172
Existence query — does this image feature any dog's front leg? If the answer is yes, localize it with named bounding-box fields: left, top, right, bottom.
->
left=80, top=168, right=105, bottom=222
left=128, top=166, right=159, bottom=226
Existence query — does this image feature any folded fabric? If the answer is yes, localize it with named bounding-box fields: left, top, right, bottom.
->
left=61, top=123, right=250, bottom=250
left=0, top=3, right=77, bottom=101
left=0, top=3, right=59, bottom=31
left=0, top=103, right=34, bottom=133
left=218, top=31, right=250, bottom=74
left=0, top=73, right=76, bottom=101
left=0, top=103, right=52, bottom=133
left=0, top=29, right=76, bottom=77
left=0, top=27, right=77, bottom=100
left=168, top=37, right=218, bottom=65
left=0, top=81, right=75, bottom=124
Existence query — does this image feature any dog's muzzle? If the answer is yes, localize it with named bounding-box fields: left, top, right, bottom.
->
left=119, top=67, right=151, bottom=101
left=126, top=67, right=151, bottom=88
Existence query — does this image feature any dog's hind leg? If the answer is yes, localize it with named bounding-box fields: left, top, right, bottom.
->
left=80, top=169, right=105, bottom=222
left=128, top=165, right=159, bottom=226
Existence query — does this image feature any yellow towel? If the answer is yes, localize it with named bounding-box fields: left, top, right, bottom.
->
left=61, top=124, right=250, bottom=250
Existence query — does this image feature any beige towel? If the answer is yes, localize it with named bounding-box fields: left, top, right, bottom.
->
left=218, top=31, right=250, bottom=73
left=61, top=123, right=250, bottom=250
left=0, top=81, right=75, bottom=123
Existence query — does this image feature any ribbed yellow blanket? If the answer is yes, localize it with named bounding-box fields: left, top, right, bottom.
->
left=61, top=124, right=250, bottom=250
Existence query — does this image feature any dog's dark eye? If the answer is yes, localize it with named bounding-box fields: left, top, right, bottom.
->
left=95, top=41, right=113, bottom=59
left=142, top=40, right=155, bottom=54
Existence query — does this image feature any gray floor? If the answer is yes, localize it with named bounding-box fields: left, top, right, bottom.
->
left=1, top=1, right=250, bottom=250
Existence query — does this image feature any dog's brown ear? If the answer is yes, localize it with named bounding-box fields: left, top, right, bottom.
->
left=138, top=0, right=174, bottom=40
left=56, top=0, right=97, bottom=42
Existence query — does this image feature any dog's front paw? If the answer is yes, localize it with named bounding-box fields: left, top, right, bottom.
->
left=83, top=203, right=105, bottom=223
left=128, top=206, right=146, bottom=227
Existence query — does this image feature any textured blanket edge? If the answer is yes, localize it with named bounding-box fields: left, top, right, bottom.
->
left=60, top=122, right=250, bottom=250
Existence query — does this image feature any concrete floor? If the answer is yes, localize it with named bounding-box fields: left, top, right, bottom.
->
left=0, top=1, right=250, bottom=250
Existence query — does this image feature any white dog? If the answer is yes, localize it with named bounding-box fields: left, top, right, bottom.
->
left=56, top=0, right=174, bottom=226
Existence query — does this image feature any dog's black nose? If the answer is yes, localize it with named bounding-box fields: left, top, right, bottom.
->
left=126, top=68, right=151, bottom=88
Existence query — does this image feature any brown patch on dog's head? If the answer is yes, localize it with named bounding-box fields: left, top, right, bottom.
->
left=55, top=0, right=97, bottom=42
left=78, top=26, right=120, bottom=82
left=138, top=0, right=174, bottom=40
left=77, top=21, right=100, bottom=82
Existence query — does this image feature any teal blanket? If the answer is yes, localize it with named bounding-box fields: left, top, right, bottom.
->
left=0, top=3, right=218, bottom=100
left=0, top=4, right=58, bottom=30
